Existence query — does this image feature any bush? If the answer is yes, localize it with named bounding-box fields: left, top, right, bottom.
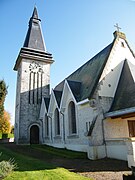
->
left=0, top=158, right=17, bottom=179
left=2, top=133, right=8, bottom=139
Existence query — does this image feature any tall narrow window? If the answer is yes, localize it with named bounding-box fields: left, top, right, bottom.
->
left=128, top=120, right=135, bottom=137
left=45, top=114, right=49, bottom=137
left=29, top=61, right=43, bottom=105
left=55, top=108, right=60, bottom=135
left=37, top=72, right=39, bottom=104
left=41, top=73, right=43, bottom=100
left=68, top=101, right=77, bottom=134
left=33, top=72, right=35, bottom=104
left=29, top=72, right=32, bottom=104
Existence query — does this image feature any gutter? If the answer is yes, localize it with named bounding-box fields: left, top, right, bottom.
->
left=77, top=99, right=89, bottom=105
left=105, top=107, right=135, bottom=118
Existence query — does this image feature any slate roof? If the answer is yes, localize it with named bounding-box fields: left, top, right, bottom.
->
left=14, top=7, right=54, bottom=71
left=67, top=80, right=81, bottom=102
left=53, top=90, right=63, bottom=107
left=44, top=97, right=50, bottom=111
left=110, top=60, right=135, bottom=112
left=55, top=42, right=114, bottom=102
left=23, top=7, right=46, bottom=51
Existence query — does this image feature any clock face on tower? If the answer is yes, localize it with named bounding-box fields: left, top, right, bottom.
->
left=29, top=61, right=43, bottom=73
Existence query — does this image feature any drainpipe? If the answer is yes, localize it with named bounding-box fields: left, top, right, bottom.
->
left=48, top=115, right=53, bottom=143
left=101, top=111, right=108, bottom=158
left=60, top=111, right=65, bottom=145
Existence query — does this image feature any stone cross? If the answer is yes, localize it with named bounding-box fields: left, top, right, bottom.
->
left=114, top=23, right=121, bottom=32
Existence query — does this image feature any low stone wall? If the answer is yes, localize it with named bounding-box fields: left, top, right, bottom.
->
left=106, top=139, right=127, bottom=161
left=0, top=138, right=14, bottom=143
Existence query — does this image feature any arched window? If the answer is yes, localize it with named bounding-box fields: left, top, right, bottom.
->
left=45, top=114, right=49, bottom=137
left=68, top=101, right=77, bottom=134
left=54, top=108, right=60, bottom=135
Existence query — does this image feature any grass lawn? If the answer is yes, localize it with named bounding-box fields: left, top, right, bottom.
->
left=0, top=144, right=92, bottom=180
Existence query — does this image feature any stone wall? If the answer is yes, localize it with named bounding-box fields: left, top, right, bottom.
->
left=15, top=58, right=51, bottom=144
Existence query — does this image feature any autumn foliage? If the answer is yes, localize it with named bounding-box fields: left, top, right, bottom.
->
left=0, top=80, right=11, bottom=134
left=0, top=111, right=11, bottom=134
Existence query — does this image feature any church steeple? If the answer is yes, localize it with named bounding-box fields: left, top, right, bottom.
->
left=32, top=6, right=39, bottom=20
left=14, top=7, right=53, bottom=71
left=14, top=7, right=54, bottom=144
left=23, top=7, right=46, bottom=51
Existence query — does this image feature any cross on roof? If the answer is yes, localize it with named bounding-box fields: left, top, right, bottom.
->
left=114, top=23, right=121, bottom=32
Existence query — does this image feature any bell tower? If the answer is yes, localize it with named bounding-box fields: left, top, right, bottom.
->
left=14, top=7, right=54, bottom=144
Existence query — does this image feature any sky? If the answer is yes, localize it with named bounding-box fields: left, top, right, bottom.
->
left=0, top=0, right=135, bottom=125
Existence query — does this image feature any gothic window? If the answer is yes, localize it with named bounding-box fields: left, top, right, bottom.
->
left=37, top=72, right=39, bottom=104
left=33, top=72, right=35, bottom=104
left=28, top=61, right=43, bottom=104
left=68, top=101, right=77, bottom=134
left=128, top=120, right=135, bottom=137
left=54, top=108, right=60, bottom=135
left=29, top=72, right=32, bottom=104
left=45, top=114, right=49, bottom=137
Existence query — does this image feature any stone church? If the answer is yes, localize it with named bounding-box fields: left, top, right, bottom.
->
left=14, top=7, right=135, bottom=167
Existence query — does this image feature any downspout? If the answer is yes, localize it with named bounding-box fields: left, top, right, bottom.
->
left=101, top=112, right=108, bottom=157
left=60, top=111, right=65, bottom=145
left=48, top=115, right=53, bottom=143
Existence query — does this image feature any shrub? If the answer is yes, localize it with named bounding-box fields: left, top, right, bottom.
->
left=0, top=158, right=17, bottom=179
left=2, top=133, right=8, bottom=139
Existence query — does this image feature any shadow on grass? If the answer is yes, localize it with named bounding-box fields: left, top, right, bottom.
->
left=0, top=144, right=56, bottom=172
left=0, top=143, right=131, bottom=173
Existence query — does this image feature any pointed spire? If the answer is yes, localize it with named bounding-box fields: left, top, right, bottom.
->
left=14, top=7, right=54, bottom=71
left=23, top=7, right=46, bottom=51
left=32, top=6, right=39, bottom=20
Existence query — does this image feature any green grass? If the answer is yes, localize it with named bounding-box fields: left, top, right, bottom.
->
left=5, top=168, right=88, bottom=180
left=8, top=133, right=14, bottom=138
left=0, top=144, right=91, bottom=180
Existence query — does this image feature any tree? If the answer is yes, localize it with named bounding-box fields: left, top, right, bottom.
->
left=10, top=125, right=14, bottom=134
left=0, top=80, right=10, bottom=134
left=0, top=111, right=11, bottom=134
left=0, top=80, right=7, bottom=118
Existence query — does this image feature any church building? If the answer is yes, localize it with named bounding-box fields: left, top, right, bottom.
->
left=14, top=7, right=135, bottom=168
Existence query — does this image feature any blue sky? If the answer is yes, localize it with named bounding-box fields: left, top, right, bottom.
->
left=0, top=0, right=135, bottom=124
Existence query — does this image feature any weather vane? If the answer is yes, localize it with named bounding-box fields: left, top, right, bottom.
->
left=114, top=23, right=121, bottom=32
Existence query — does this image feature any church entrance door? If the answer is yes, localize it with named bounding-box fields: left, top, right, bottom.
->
left=30, top=125, right=39, bottom=144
